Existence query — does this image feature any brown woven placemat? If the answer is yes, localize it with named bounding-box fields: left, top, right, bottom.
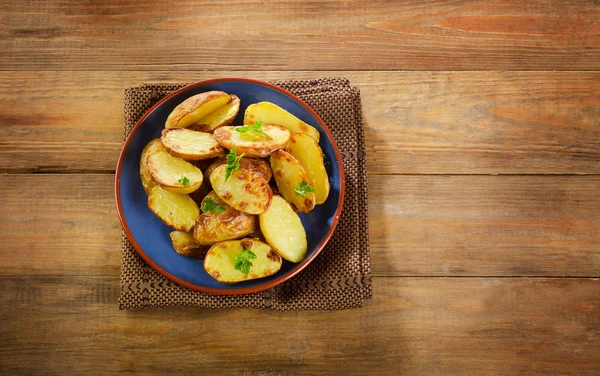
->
left=119, top=77, right=371, bottom=310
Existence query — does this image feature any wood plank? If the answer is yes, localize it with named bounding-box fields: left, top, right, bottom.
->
left=2, top=71, right=599, bottom=174
left=0, top=276, right=598, bottom=375
left=1, top=174, right=598, bottom=277
left=1, top=1, right=600, bottom=71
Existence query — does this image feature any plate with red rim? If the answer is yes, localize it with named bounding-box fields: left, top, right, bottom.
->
left=115, top=78, right=345, bottom=294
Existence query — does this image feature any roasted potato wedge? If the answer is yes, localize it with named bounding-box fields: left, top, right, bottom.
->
left=165, top=91, right=231, bottom=128
left=189, top=95, right=240, bottom=132
left=213, top=124, right=290, bottom=158
left=204, top=238, right=282, bottom=283
left=170, top=231, right=208, bottom=258
left=139, top=138, right=163, bottom=195
left=259, top=195, right=307, bottom=263
left=146, top=149, right=203, bottom=194
left=285, top=132, right=330, bottom=204
left=148, top=186, right=200, bottom=232
left=205, top=156, right=272, bottom=184
left=270, top=150, right=316, bottom=213
left=161, top=128, right=223, bottom=160
left=210, top=165, right=272, bottom=215
left=244, top=102, right=320, bottom=142
left=193, top=192, right=256, bottom=245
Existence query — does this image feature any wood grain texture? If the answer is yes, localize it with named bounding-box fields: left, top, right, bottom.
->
left=2, top=174, right=598, bottom=277
left=2, top=71, right=599, bottom=174
left=1, top=276, right=598, bottom=375
left=1, top=1, right=600, bottom=71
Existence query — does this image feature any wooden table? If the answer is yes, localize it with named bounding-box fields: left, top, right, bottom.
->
left=1, top=1, right=599, bottom=375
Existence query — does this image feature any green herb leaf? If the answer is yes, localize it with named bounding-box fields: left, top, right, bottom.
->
left=234, top=248, right=257, bottom=275
left=235, top=120, right=273, bottom=140
left=202, top=197, right=226, bottom=214
left=178, top=176, right=190, bottom=186
left=293, top=180, right=315, bottom=197
left=224, top=148, right=244, bottom=182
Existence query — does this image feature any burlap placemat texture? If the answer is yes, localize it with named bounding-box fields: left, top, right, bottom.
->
left=119, top=77, right=371, bottom=310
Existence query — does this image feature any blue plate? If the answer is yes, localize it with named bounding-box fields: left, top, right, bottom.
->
left=115, top=78, right=345, bottom=294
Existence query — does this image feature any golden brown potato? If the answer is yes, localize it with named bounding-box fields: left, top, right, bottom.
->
left=204, top=238, right=282, bottom=283
left=188, top=95, right=240, bottom=132
left=244, top=102, right=320, bottom=142
left=139, top=138, right=163, bottom=195
left=213, top=124, right=290, bottom=158
left=285, top=132, right=330, bottom=204
left=269, top=150, right=316, bottom=213
left=170, top=231, right=208, bottom=258
left=146, top=149, right=203, bottom=194
left=210, top=165, right=273, bottom=215
left=204, top=156, right=272, bottom=184
left=147, top=186, right=200, bottom=232
left=259, top=196, right=307, bottom=263
left=193, top=192, right=256, bottom=245
left=165, top=91, right=231, bottom=129
left=160, top=128, right=223, bottom=161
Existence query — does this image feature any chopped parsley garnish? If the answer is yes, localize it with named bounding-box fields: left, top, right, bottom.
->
left=293, top=180, right=315, bottom=197
left=178, top=176, right=190, bottom=186
left=202, top=197, right=225, bottom=214
left=224, top=148, right=244, bottom=182
left=234, top=248, right=257, bottom=275
left=236, top=120, right=272, bottom=140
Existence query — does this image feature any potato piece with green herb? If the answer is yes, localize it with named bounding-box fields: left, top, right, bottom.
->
left=209, top=163, right=272, bottom=215
left=170, top=231, right=208, bottom=258
left=213, top=123, right=290, bottom=158
left=259, top=195, right=307, bottom=263
left=146, top=149, right=203, bottom=194
left=244, top=102, right=320, bottom=142
left=270, top=150, right=315, bottom=213
left=205, top=156, right=272, bottom=184
left=165, top=91, right=231, bottom=128
left=193, top=192, right=256, bottom=245
left=139, top=138, right=163, bottom=195
left=160, top=128, right=223, bottom=160
left=204, top=238, right=282, bottom=283
left=285, top=132, right=330, bottom=204
left=147, top=186, right=200, bottom=232
left=189, top=95, right=240, bottom=132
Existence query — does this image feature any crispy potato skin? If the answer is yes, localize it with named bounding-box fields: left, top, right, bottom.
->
left=259, top=195, right=307, bottom=263
left=213, top=124, right=291, bottom=158
left=147, top=186, right=200, bottom=232
left=270, top=150, right=316, bottom=213
left=146, top=149, right=203, bottom=194
left=170, top=231, right=208, bottom=258
left=193, top=192, right=257, bottom=245
left=285, top=132, right=330, bottom=204
left=165, top=91, right=231, bottom=128
left=204, top=238, right=282, bottom=283
left=189, top=95, right=240, bottom=132
left=209, top=165, right=273, bottom=215
left=140, top=139, right=163, bottom=195
left=244, top=101, right=320, bottom=142
left=205, top=156, right=272, bottom=184
left=160, top=128, right=224, bottom=160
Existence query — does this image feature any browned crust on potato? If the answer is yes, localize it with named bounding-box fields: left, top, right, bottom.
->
left=213, top=124, right=291, bottom=158
left=205, top=157, right=271, bottom=182
left=165, top=91, right=230, bottom=128
left=160, top=128, right=224, bottom=161
left=188, top=95, right=240, bottom=132
left=193, top=207, right=256, bottom=245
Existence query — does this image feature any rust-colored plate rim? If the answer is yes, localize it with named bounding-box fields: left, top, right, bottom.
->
left=115, top=77, right=346, bottom=295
